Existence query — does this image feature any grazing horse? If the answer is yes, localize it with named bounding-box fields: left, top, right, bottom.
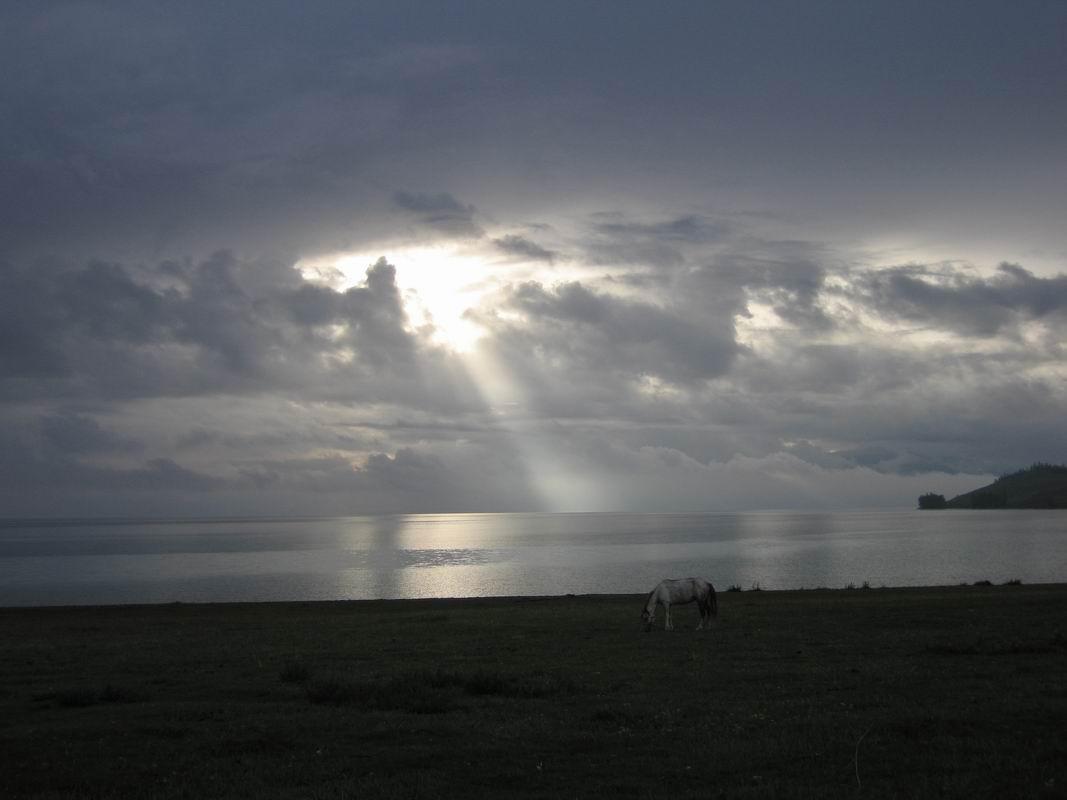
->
left=641, top=577, right=717, bottom=631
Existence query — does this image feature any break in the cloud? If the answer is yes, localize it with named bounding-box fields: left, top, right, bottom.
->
left=1, top=1, right=1065, bottom=516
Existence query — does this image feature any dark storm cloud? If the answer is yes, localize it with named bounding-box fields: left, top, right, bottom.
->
left=488, top=280, right=742, bottom=387
left=491, top=234, right=556, bottom=263
left=780, top=441, right=969, bottom=478
left=719, top=332, right=1067, bottom=479
left=0, top=6, right=500, bottom=259
left=603, top=271, right=674, bottom=290
left=393, top=191, right=484, bottom=239
left=58, top=261, right=173, bottom=341
left=280, top=284, right=342, bottom=327
left=1, top=254, right=278, bottom=394
left=858, top=262, right=1067, bottom=336
left=461, top=231, right=1067, bottom=483
left=679, top=253, right=832, bottom=332
left=236, top=449, right=453, bottom=497
left=3, top=2, right=1065, bottom=266
left=0, top=260, right=69, bottom=378
left=0, top=426, right=217, bottom=497
left=591, top=215, right=730, bottom=245
left=39, top=412, right=139, bottom=454
left=229, top=443, right=540, bottom=515
left=175, top=418, right=378, bottom=456
left=579, top=214, right=732, bottom=269
left=738, top=344, right=866, bottom=395
left=0, top=252, right=480, bottom=411
left=578, top=218, right=833, bottom=331
left=338, top=418, right=495, bottom=440
left=0, top=401, right=540, bottom=515
left=116, top=458, right=221, bottom=492
left=714, top=254, right=832, bottom=331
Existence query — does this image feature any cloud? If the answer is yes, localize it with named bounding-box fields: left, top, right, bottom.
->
left=38, top=412, right=139, bottom=454
left=239, top=439, right=541, bottom=514
left=2, top=2, right=1065, bottom=273
left=0, top=252, right=482, bottom=413
left=492, top=234, right=557, bottom=263
left=591, top=214, right=730, bottom=244
left=0, top=429, right=218, bottom=499
left=478, top=279, right=742, bottom=393
left=2, top=2, right=1066, bottom=515
left=393, top=191, right=483, bottom=238
left=707, top=252, right=832, bottom=330
left=0, top=261, right=69, bottom=378
left=4, top=228, right=1065, bottom=517
left=579, top=214, right=732, bottom=269
left=856, top=262, right=1067, bottom=337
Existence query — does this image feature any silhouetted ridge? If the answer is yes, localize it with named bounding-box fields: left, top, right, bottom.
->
left=922, top=464, right=1067, bottom=509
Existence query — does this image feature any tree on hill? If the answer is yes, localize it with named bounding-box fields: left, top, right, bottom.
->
left=918, top=493, right=947, bottom=510
left=938, top=463, right=1067, bottom=510
left=995, top=463, right=1067, bottom=482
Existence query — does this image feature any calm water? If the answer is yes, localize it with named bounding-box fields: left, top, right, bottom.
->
left=1, top=510, right=1065, bottom=606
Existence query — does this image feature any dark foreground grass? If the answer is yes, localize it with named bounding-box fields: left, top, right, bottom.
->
left=1, top=585, right=1065, bottom=799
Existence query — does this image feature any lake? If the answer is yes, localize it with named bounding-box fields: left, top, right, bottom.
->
left=1, top=510, right=1064, bottom=606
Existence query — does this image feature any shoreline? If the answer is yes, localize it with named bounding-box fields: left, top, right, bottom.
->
left=2, top=579, right=1060, bottom=613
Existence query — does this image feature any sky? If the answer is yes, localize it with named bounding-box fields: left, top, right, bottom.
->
left=2, top=1, right=1066, bottom=517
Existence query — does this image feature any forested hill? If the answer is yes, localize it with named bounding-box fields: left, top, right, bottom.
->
left=923, top=464, right=1067, bottom=509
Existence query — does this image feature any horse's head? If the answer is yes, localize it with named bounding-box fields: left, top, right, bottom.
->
left=640, top=607, right=652, bottom=631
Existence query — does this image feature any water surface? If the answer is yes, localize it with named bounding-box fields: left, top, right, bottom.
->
left=1, top=510, right=1064, bottom=606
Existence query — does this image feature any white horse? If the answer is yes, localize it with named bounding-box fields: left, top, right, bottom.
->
left=641, top=577, right=717, bottom=631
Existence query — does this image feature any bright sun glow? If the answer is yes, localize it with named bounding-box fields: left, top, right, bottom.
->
left=296, top=242, right=613, bottom=510
left=298, top=244, right=498, bottom=352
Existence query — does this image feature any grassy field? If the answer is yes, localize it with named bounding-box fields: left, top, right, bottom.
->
left=1, top=584, right=1065, bottom=799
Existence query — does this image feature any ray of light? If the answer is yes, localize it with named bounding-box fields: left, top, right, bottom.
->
left=297, top=240, right=613, bottom=511
left=461, top=345, right=613, bottom=512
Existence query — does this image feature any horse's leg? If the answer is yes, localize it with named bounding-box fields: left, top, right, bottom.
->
left=665, top=603, right=673, bottom=631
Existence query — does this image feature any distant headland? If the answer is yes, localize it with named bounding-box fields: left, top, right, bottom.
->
left=919, top=463, right=1067, bottom=509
